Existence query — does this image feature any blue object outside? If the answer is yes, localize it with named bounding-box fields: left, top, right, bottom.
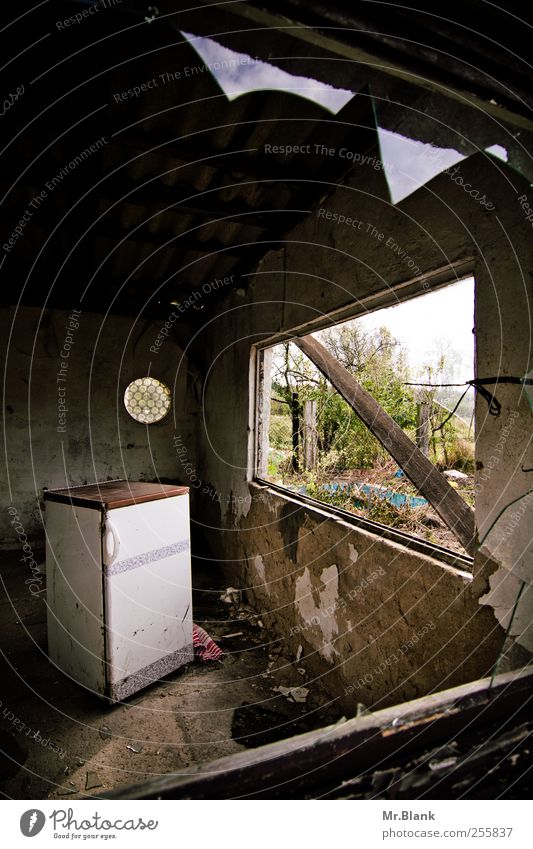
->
left=300, top=480, right=427, bottom=509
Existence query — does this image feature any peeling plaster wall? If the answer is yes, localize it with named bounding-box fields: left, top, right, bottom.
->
left=191, top=146, right=533, bottom=703
left=240, top=487, right=499, bottom=710
left=475, top=250, right=533, bottom=655
left=1, top=305, right=195, bottom=547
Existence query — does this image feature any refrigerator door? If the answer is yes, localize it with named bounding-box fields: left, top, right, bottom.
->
left=102, top=494, right=193, bottom=701
left=46, top=502, right=106, bottom=696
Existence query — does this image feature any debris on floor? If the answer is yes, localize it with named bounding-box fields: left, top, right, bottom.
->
left=85, top=772, right=104, bottom=791
left=273, top=685, right=309, bottom=704
left=220, top=587, right=242, bottom=604
left=0, top=554, right=344, bottom=799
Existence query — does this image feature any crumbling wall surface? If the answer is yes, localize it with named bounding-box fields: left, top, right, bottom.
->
left=1, top=305, right=195, bottom=546
left=223, top=481, right=505, bottom=711
left=238, top=486, right=501, bottom=711
left=191, top=148, right=533, bottom=702
left=474, top=232, right=533, bottom=657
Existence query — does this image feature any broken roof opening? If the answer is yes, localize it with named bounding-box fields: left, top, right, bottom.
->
left=181, top=31, right=355, bottom=114
left=376, top=126, right=509, bottom=204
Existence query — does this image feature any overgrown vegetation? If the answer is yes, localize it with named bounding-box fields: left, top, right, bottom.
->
left=265, top=321, right=475, bottom=553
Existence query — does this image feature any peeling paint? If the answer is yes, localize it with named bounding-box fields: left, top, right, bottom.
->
left=481, top=566, right=533, bottom=653
left=295, top=564, right=339, bottom=661
left=253, top=554, right=269, bottom=594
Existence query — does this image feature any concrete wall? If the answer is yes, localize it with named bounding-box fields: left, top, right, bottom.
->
left=240, top=486, right=499, bottom=711
left=188, top=148, right=532, bottom=708
left=475, top=241, right=533, bottom=657
left=1, top=305, right=196, bottom=547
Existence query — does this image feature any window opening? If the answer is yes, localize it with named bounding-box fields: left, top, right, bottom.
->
left=256, top=278, right=475, bottom=556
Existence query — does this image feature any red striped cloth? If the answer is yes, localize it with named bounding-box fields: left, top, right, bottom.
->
left=192, top=623, right=223, bottom=662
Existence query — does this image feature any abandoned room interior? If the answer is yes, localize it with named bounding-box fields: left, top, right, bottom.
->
left=1, top=0, right=532, bottom=802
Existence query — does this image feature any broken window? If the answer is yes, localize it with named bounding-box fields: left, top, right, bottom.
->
left=255, top=278, right=475, bottom=557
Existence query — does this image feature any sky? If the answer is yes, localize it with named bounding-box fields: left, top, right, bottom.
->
left=181, top=31, right=355, bottom=114
left=355, top=276, right=475, bottom=383
left=182, top=32, right=508, bottom=204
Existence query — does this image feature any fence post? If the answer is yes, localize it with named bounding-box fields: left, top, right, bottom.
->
left=291, top=392, right=300, bottom=472
left=256, top=348, right=273, bottom=477
left=303, top=399, right=317, bottom=470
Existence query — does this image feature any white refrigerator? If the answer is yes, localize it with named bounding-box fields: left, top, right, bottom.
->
left=44, top=480, right=193, bottom=702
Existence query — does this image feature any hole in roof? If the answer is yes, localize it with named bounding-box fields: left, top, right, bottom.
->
left=377, top=127, right=468, bottom=204
left=377, top=128, right=510, bottom=204
left=181, top=31, right=355, bottom=114
left=485, top=144, right=508, bottom=162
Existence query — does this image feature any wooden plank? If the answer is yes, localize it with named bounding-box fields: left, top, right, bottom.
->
left=295, top=335, right=475, bottom=555
left=326, top=720, right=533, bottom=798
left=99, top=667, right=533, bottom=799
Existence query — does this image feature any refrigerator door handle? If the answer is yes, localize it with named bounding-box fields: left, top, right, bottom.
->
left=104, top=520, right=121, bottom=566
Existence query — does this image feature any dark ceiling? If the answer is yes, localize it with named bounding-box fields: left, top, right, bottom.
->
left=1, top=1, right=531, bottom=320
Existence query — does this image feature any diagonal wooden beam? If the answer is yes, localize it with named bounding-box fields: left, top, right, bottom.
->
left=295, top=334, right=475, bottom=555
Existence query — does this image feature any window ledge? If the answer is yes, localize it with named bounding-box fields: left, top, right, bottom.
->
left=251, top=478, right=474, bottom=574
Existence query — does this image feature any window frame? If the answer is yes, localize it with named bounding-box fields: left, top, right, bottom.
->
left=250, top=262, right=476, bottom=566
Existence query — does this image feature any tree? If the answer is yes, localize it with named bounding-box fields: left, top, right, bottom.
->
left=268, top=323, right=417, bottom=474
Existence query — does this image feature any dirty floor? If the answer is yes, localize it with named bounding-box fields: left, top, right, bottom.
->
left=0, top=552, right=342, bottom=799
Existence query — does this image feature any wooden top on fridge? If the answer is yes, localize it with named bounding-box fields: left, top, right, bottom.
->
left=43, top=480, right=189, bottom=510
